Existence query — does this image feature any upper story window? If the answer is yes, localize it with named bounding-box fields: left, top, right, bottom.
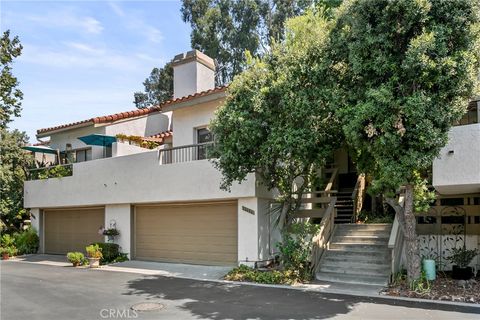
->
left=60, top=148, right=92, bottom=164
left=454, top=100, right=478, bottom=126
left=196, top=128, right=213, bottom=160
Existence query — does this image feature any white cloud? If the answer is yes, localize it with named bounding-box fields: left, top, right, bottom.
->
left=108, top=1, right=125, bottom=17
left=24, top=10, right=103, bottom=35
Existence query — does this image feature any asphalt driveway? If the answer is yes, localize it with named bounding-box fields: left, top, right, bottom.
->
left=1, top=261, right=478, bottom=320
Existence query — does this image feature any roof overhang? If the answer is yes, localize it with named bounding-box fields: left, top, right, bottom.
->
left=162, top=91, right=226, bottom=112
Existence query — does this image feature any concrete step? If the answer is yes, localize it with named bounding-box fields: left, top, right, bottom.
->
left=329, top=242, right=390, bottom=252
left=334, top=229, right=391, bottom=237
left=318, top=264, right=390, bottom=277
left=316, top=272, right=389, bottom=286
left=321, top=257, right=389, bottom=269
left=323, top=253, right=389, bottom=265
left=326, top=248, right=390, bottom=259
left=335, top=224, right=392, bottom=231
left=331, top=235, right=389, bottom=244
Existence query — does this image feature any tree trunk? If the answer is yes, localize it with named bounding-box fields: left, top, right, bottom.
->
left=404, top=184, right=421, bottom=282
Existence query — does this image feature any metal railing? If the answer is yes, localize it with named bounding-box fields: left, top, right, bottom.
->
left=158, top=142, right=215, bottom=165
left=28, top=164, right=73, bottom=180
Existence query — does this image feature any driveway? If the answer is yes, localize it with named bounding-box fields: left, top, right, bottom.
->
left=1, top=261, right=479, bottom=320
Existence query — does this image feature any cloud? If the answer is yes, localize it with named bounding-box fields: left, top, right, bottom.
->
left=23, top=9, right=103, bottom=35
left=108, top=1, right=125, bottom=17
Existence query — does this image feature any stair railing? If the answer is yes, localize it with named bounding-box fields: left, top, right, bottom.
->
left=350, top=174, right=366, bottom=223
left=388, top=192, right=405, bottom=281
left=310, top=197, right=337, bottom=273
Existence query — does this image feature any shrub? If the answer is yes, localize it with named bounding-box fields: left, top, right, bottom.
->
left=447, top=247, right=479, bottom=268
left=225, top=265, right=288, bottom=284
left=0, top=234, right=17, bottom=257
left=90, top=242, right=129, bottom=264
left=14, top=228, right=39, bottom=254
left=85, top=244, right=102, bottom=259
left=276, top=222, right=319, bottom=282
left=67, top=252, right=85, bottom=266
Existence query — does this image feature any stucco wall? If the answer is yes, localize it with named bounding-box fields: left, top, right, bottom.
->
left=105, top=112, right=170, bottom=138
left=172, top=99, right=224, bottom=147
left=433, top=123, right=480, bottom=194
left=173, top=60, right=215, bottom=99
left=112, top=142, right=150, bottom=157
left=105, top=204, right=131, bottom=257
left=24, top=151, right=256, bottom=208
left=48, top=125, right=105, bottom=160
left=237, top=198, right=259, bottom=265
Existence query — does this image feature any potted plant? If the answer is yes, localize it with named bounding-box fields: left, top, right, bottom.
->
left=85, top=244, right=103, bottom=268
left=67, top=252, right=85, bottom=267
left=446, top=247, right=479, bottom=280
left=102, top=228, right=119, bottom=242
left=1, top=247, right=9, bottom=260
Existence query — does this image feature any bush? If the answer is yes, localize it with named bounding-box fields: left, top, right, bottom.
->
left=447, top=247, right=479, bottom=268
left=90, top=242, right=128, bottom=264
left=225, top=265, right=289, bottom=284
left=67, top=252, right=85, bottom=266
left=276, top=222, right=319, bottom=282
left=0, top=234, right=17, bottom=257
left=14, top=228, right=39, bottom=254
left=85, top=244, right=102, bottom=259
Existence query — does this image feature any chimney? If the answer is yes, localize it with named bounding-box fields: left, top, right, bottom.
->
left=172, top=50, right=215, bottom=99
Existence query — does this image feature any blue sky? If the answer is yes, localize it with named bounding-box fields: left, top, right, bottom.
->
left=1, top=0, right=191, bottom=141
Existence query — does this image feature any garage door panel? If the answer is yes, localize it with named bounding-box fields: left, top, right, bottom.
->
left=135, top=202, right=238, bottom=265
left=44, top=208, right=104, bottom=254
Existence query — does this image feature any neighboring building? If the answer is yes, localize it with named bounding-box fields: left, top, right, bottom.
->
left=24, top=50, right=479, bottom=278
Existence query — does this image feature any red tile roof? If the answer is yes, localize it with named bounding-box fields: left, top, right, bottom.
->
left=142, top=130, right=173, bottom=143
left=37, top=86, right=227, bottom=135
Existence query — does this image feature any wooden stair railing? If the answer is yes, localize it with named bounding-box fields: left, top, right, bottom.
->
left=310, top=197, right=337, bottom=273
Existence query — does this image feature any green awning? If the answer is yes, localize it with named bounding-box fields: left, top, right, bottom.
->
left=22, top=145, right=58, bottom=155
left=78, top=134, right=117, bottom=147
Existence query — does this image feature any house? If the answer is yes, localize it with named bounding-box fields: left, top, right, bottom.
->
left=24, top=50, right=479, bottom=284
left=24, top=50, right=276, bottom=266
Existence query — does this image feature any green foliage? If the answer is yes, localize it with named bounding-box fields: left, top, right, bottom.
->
left=210, top=9, right=341, bottom=225
left=446, top=247, right=479, bottom=268
left=133, top=62, right=173, bottom=109
left=225, top=265, right=307, bottom=284
left=14, top=227, right=39, bottom=254
left=67, top=252, right=86, bottom=266
left=35, top=164, right=72, bottom=180
left=277, top=222, right=319, bottom=281
left=330, top=0, right=480, bottom=194
left=85, top=244, right=102, bottom=259
left=413, top=171, right=436, bottom=213
left=0, top=129, right=33, bottom=233
left=90, top=242, right=128, bottom=264
left=1, top=30, right=23, bottom=128
left=410, top=271, right=431, bottom=294
left=357, top=211, right=394, bottom=224
left=0, top=233, right=17, bottom=256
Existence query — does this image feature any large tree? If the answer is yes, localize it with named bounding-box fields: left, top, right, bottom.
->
left=210, top=9, right=341, bottom=227
left=1, top=30, right=23, bottom=128
left=329, top=0, right=480, bottom=281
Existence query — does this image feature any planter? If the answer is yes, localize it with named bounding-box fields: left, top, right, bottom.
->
left=422, top=259, right=436, bottom=280
left=2, top=253, right=9, bottom=260
left=88, top=257, right=101, bottom=268
left=107, top=235, right=115, bottom=243
left=452, top=265, right=473, bottom=280
left=72, top=262, right=80, bottom=267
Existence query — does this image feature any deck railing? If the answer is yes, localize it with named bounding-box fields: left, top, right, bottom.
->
left=158, top=142, right=215, bottom=165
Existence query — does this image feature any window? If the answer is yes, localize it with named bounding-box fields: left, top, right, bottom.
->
left=440, top=198, right=464, bottom=206
left=75, top=149, right=92, bottom=162
left=196, top=128, right=213, bottom=160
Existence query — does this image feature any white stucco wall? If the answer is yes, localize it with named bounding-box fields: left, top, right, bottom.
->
left=105, top=112, right=170, bottom=138
left=112, top=142, right=150, bottom=157
left=237, top=198, right=259, bottom=266
left=30, top=208, right=43, bottom=253
left=105, top=204, right=131, bottom=257
left=24, top=151, right=256, bottom=208
left=47, top=125, right=105, bottom=160
left=433, top=123, right=480, bottom=194
left=172, top=99, right=224, bottom=147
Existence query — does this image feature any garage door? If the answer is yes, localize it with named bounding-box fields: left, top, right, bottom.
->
left=135, top=202, right=237, bottom=265
left=44, top=208, right=105, bottom=254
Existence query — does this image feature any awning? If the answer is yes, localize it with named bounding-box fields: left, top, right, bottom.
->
left=78, top=134, right=117, bottom=147
left=22, top=145, right=58, bottom=155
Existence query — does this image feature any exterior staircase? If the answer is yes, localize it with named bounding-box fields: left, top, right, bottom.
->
left=334, top=191, right=354, bottom=224
left=316, top=224, right=392, bottom=286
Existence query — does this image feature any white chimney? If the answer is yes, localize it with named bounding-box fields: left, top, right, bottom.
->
left=172, top=50, right=215, bottom=99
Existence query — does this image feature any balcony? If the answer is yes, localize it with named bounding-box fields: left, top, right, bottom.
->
left=24, top=143, right=256, bottom=209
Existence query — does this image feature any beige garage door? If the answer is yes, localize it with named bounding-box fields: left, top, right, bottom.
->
left=135, top=202, right=237, bottom=265
left=44, top=208, right=105, bottom=254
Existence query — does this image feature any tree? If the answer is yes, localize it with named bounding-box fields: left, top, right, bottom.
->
left=210, top=9, right=341, bottom=227
left=1, top=30, right=23, bottom=128
left=329, top=0, right=480, bottom=281
left=0, top=129, right=33, bottom=233
left=133, top=62, right=173, bottom=109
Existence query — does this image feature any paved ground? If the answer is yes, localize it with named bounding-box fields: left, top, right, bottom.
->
left=1, top=261, right=479, bottom=320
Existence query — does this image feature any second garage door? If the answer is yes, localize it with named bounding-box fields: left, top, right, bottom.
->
left=44, top=207, right=105, bottom=254
left=135, top=202, right=237, bottom=265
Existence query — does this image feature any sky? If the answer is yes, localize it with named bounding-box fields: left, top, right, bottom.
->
left=1, top=0, right=192, bottom=141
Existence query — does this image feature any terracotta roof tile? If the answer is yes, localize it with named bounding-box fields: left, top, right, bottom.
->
left=141, top=130, right=173, bottom=143
left=37, top=86, right=227, bottom=135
